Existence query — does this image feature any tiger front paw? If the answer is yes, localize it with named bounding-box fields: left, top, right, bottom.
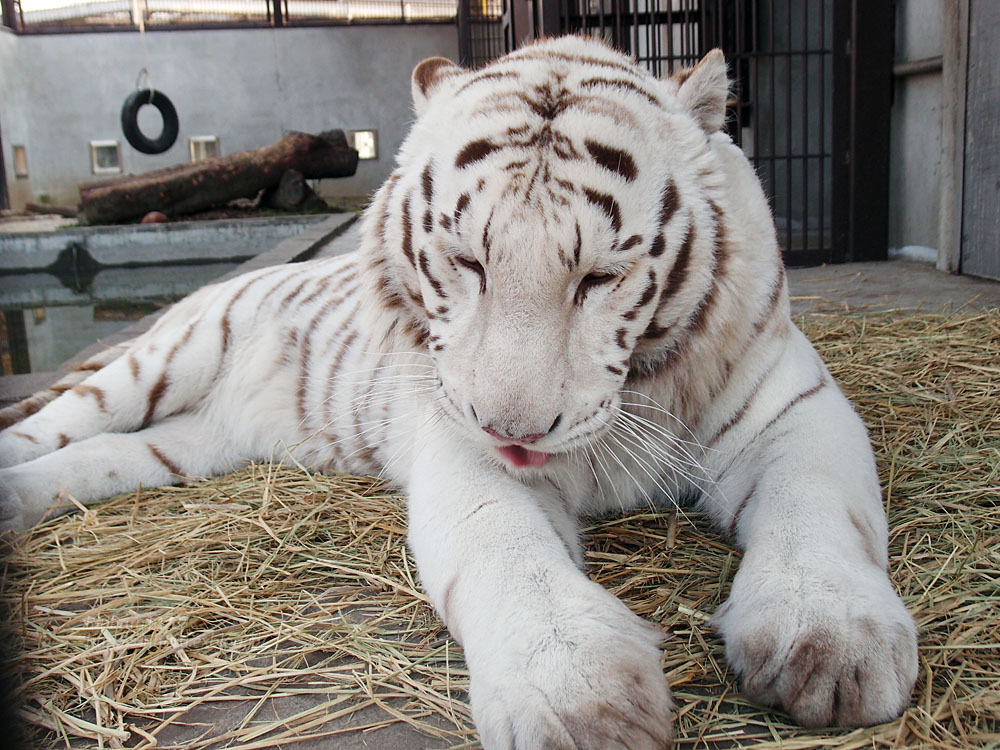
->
left=0, top=475, right=27, bottom=535
left=713, top=563, right=918, bottom=728
left=0, top=466, right=65, bottom=533
left=470, top=610, right=673, bottom=749
left=0, top=427, right=46, bottom=468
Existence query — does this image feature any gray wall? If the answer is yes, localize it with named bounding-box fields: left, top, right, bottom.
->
left=888, top=0, right=944, bottom=259
left=0, top=25, right=457, bottom=209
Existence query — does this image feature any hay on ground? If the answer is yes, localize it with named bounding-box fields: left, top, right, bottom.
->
left=2, top=311, right=998, bottom=749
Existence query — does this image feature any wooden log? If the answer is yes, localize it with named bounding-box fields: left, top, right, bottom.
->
left=299, top=188, right=329, bottom=212
left=261, top=169, right=330, bottom=212
left=79, top=130, right=357, bottom=224
left=262, top=169, right=307, bottom=210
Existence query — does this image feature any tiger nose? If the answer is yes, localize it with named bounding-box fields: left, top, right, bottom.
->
left=482, top=425, right=546, bottom=444
left=478, top=414, right=562, bottom=444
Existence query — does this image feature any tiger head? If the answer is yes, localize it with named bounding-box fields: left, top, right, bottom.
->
left=363, top=36, right=756, bottom=469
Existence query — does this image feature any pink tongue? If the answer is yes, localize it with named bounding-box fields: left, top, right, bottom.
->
left=498, top=444, right=551, bottom=468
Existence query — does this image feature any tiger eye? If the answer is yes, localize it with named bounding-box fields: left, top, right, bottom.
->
left=574, top=272, right=618, bottom=305
left=456, top=256, right=487, bottom=294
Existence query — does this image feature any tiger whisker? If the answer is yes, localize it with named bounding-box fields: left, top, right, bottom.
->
left=612, top=423, right=679, bottom=496
left=344, top=384, right=438, bottom=411
left=605, top=422, right=704, bottom=524
left=617, top=410, right=707, bottom=459
left=592, top=428, right=656, bottom=508
left=341, top=362, right=437, bottom=379
left=573, top=445, right=603, bottom=502
left=614, top=410, right=715, bottom=490
left=613, top=410, right=730, bottom=513
left=619, top=391, right=709, bottom=447
left=297, top=381, right=435, bottom=462
left=599, top=425, right=681, bottom=512
left=301, top=379, right=436, bottom=425
left=307, top=398, right=426, bottom=451
left=586, top=442, right=627, bottom=515
left=618, top=397, right=710, bottom=455
left=376, top=390, right=454, bottom=481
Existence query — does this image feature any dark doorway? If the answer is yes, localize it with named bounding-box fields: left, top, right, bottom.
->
left=457, top=0, right=892, bottom=267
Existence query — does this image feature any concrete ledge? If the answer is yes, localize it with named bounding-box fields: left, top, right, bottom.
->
left=0, top=212, right=358, bottom=407
left=0, top=214, right=334, bottom=269
left=1, top=264, right=241, bottom=308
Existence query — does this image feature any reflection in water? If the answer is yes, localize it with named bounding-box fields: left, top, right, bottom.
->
left=2, top=303, right=164, bottom=374
left=0, top=262, right=239, bottom=374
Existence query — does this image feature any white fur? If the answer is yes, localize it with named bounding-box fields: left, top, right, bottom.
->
left=0, top=37, right=916, bottom=746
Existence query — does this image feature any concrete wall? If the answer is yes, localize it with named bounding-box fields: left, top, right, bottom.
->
left=888, top=0, right=944, bottom=261
left=0, top=25, right=457, bottom=209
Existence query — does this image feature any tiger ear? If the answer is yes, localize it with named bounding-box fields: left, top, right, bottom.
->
left=674, top=49, right=729, bottom=133
left=411, top=57, right=462, bottom=116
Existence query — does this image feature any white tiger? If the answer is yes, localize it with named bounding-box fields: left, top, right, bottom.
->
left=0, top=37, right=917, bottom=747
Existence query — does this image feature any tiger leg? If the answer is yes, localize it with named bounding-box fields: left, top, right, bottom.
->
left=0, top=413, right=240, bottom=532
left=0, top=311, right=223, bottom=470
left=0, top=342, right=128, bottom=435
left=406, top=413, right=673, bottom=748
left=704, top=337, right=917, bottom=728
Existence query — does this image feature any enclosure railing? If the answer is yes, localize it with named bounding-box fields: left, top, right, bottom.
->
left=2, top=0, right=456, bottom=31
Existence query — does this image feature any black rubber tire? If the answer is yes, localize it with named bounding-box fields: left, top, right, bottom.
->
left=120, top=89, right=179, bottom=155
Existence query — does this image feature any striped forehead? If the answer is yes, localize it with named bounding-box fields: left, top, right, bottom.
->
left=459, top=44, right=666, bottom=105
left=450, top=55, right=667, bottom=151
left=488, top=202, right=649, bottom=271
left=407, top=45, right=686, bottom=270
left=436, top=63, right=667, bottom=232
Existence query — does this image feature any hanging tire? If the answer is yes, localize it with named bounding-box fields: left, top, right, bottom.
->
left=120, top=89, right=179, bottom=155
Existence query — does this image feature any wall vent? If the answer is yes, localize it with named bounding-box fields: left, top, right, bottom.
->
left=348, top=130, right=378, bottom=160
left=13, top=145, right=28, bottom=178
left=89, top=140, right=122, bottom=175
left=189, top=136, right=220, bottom=162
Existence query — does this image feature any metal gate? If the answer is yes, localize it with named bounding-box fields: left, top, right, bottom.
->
left=457, top=0, right=892, bottom=267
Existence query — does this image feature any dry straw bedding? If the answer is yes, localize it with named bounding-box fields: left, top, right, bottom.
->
left=2, top=311, right=998, bottom=749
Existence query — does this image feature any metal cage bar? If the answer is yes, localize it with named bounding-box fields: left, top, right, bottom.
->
left=456, top=0, right=892, bottom=266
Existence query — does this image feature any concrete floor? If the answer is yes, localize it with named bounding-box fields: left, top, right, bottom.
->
left=785, top=259, right=1000, bottom=314
left=5, top=221, right=1000, bottom=749
left=0, top=213, right=78, bottom=234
